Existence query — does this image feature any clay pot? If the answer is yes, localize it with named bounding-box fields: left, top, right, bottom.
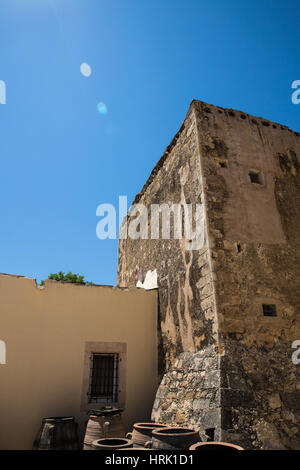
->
left=91, top=438, right=133, bottom=450
left=118, top=448, right=150, bottom=451
left=83, top=408, right=125, bottom=450
left=33, top=416, right=79, bottom=450
left=189, top=442, right=244, bottom=451
left=126, top=422, right=167, bottom=447
left=145, top=427, right=200, bottom=450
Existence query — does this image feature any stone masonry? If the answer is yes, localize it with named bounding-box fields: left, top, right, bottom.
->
left=117, top=100, right=300, bottom=449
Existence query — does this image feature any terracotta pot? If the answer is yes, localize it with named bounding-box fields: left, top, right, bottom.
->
left=83, top=408, right=125, bottom=450
left=145, top=427, right=200, bottom=450
left=126, top=422, right=167, bottom=447
left=189, top=441, right=244, bottom=451
left=118, top=448, right=150, bottom=451
left=92, top=438, right=133, bottom=450
left=33, top=416, right=79, bottom=450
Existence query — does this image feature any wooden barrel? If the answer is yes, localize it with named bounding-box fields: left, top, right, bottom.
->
left=92, top=438, right=133, bottom=450
left=189, top=442, right=244, bottom=451
left=146, top=427, right=200, bottom=450
left=126, top=423, right=167, bottom=447
left=33, top=416, right=79, bottom=450
left=83, top=409, right=125, bottom=450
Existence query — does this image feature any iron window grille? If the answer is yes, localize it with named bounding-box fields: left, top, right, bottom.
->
left=88, top=353, right=119, bottom=404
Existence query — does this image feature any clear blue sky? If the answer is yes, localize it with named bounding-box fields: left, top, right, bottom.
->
left=0, top=0, right=299, bottom=285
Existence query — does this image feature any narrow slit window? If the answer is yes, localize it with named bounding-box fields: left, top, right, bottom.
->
left=262, top=304, right=277, bottom=317
left=236, top=242, right=242, bottom=253
left=249, top=170, right=263, bottom=185
left=88, top=353, right=119, bottom=404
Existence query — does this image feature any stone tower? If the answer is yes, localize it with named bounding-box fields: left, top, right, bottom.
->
left=117, top=100, right=300, bottom=449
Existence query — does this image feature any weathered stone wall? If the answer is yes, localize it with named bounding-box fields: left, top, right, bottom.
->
left=117, top=106, right=222, bottom=438
left=117, top=99, right=300, bottom=448
left=193, top=100, right=300, bottom=449
left=117, top=108, right=219, bottom=373
left=220, top=340, right=300, bottom=449
left=151, top=346, right=222, bottom=442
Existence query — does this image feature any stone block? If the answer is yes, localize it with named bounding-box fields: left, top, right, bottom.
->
left=193, top=398, right=210, bottom=411
left=201, top=408, right=221, bottom=430
left=221, top=389, right=255, bottom=408
left=204, top=370, right=220, bottom=389
left=280, top=392, right=300, bottom=410
left=268, top=393, right=281, bottom=409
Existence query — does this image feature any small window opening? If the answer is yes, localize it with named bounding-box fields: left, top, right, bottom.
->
left=249, top=170, right=263, bottom=185
left=205, top=428, right=215, bottom=441
left=236, top=242, right=242, bottom=253
left=88, top=353, right=119, bottom=404
left=262, top=304, right=277, bottom=317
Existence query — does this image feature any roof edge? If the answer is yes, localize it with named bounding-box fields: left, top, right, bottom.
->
left=131, top=99, right=299, bottom=206
left=0, top=272, right=157, bottom=293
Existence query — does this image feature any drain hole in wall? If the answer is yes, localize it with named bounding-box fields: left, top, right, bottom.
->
left=219, top=160, right=228, bottom=168
left=205, top=428, right=215, bottom=441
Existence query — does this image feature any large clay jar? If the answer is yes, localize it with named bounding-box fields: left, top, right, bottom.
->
left=92, top=438, right=133, bottom=450
left=189, top=442, right=244, bottom=451
left=119, top=448, right=150, bottom=451
left=83, top=408, right=125, bottom=450
left=126, top=423, right=167, bottom=448
left=145, top=427, right=200, bottom=450
left=33, top=417, right=79, bottom=450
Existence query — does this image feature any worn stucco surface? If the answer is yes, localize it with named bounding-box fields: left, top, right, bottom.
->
left=0, top=274, right=157, bottom=449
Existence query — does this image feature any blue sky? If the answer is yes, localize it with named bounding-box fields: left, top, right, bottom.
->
left=0, top=0, right=299, bottom=285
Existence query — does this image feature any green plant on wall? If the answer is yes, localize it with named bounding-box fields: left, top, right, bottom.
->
left=40, top=272, right=95, bottom=286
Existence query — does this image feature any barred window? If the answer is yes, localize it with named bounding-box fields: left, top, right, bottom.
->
left=81, top=342, right=126, bottom=411
left=88, top=353, right=119, bottom=404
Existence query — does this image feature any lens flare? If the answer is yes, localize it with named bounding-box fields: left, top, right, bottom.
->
left=80, top=63, right=92, bottom=77
left=97, top=102, right=108, bottom=115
